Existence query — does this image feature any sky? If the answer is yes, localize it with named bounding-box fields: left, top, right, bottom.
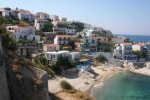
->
left=0, top=0, right=150, bottom=35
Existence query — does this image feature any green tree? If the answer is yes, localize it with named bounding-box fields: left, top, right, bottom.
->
left=0, top=25, right=16, bottom=50
left=42, top=19, right=53, bottom=32
left=95, top=55, right=108, bottom=65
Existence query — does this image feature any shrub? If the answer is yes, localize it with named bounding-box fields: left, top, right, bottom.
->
left=50, top=65, right=62, bottom=75
left=60, top=80, right=73, bottom=90
left=95, top=55, right=108, bottom=64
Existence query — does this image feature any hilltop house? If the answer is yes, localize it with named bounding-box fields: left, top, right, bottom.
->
left=16, top=8, right=35, bottom=22
left=6, top=25, right=40, bottom=57
left=6, top=25, right=40, bottom=41
left=0, top=7, right=17, bottom=18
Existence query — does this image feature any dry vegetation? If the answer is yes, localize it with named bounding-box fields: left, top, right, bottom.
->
left=55, top=90, right=94, bottom=100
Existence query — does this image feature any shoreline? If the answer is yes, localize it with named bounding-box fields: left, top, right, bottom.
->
left=89, top=67, right=125, bottom=95
left=48, top=62, right=150, bottom=99
left=90, top=64, right=150, bottom=96
left=48, top=66, right=126, bottom=94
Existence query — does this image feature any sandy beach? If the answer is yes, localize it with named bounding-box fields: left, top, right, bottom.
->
left=48, top=65, right=125, bottom=94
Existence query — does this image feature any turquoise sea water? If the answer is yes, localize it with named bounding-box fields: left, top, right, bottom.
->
left=92, top=72, right=150, bottom=100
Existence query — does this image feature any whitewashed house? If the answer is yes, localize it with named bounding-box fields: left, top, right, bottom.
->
left=6, top=25, right=40, bottom=41
left=34, top=18, right=45, bottom=30
left=113, top=43, right=137, bottom=60
left=17, top=9, right=35, bottom=22
left=132, top=43, right=145, bottom=51
left=0, top=7, right=17, bottom=18
left=54, top=35, right=71, bottom=46
left=44, top=51, right=70, bottom=61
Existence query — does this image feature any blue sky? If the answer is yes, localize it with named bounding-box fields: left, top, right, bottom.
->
left=0, top=0, right=150, bottom=35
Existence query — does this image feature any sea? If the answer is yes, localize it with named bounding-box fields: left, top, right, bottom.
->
left=92, top=72, right=150, bottom=100
left=114, top=34, right=150, bottom=42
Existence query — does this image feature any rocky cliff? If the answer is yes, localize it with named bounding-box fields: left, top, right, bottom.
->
left=0, top=36, right=51, bottom=100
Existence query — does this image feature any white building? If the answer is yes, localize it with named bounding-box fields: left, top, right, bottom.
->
left=0, top=7, right=17, bottom=18
left=44, top=51, right=70, bottom=61
left=17, top=9, right=35, bottom=22
left=6, top=25, right=40, bottom=41
left=54, top=35, right=71, bottom=46
left=112, top=36, right=126, bottom=44
left=6, top=25, right=18, bottom=33
left=34, top=18, right=45, bottom=30
left=36, top=12, right=49, bottom=20
left=84, top=29, right=108, bottom=43
left=43, top=44, right=60, bottom=52
left=132, top=43, right=145, bottom=51
left=113, top=43, right=136, bottom=60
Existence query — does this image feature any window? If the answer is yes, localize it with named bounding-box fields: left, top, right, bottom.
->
left=86, top=40, right=88, bottom=43
left=53, top=55, right=55, bottom=58
left=92, top=40, right=95, bottom=43
left=20, top=48, right=23, bottom=55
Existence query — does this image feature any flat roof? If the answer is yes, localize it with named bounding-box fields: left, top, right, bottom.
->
left=44, top=51, right=69, bottom=54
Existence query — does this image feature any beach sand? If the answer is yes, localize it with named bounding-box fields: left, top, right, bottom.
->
left=48, top=65, right=125, bottom=94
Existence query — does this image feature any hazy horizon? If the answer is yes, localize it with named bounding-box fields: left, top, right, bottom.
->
left=0, top=0, right=150, bottom=35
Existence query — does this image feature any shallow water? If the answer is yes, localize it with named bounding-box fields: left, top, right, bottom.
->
left=92, top=72, right=150, bottom=100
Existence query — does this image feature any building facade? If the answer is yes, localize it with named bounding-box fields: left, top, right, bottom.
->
left=113, top=43, right=137, bottom=60
left=43, top=44, right=60, bottom=52
left=6, top=25, right=40, bottom=41
left=44, top=51, right=70, bottom=61
left=0, top=7, right=17, bottom=18
left=54, top=35, right=71, bottom=46
left=34, top=18, right=45, bottom=30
